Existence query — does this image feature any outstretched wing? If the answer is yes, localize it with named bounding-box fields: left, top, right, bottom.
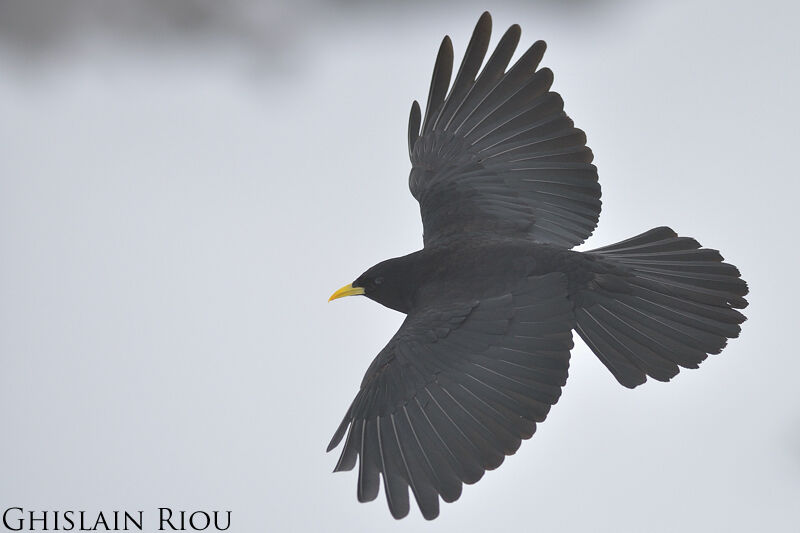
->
left=326, top=273, right=574, bottom=519
left=408, top=12, right=601, bottom=248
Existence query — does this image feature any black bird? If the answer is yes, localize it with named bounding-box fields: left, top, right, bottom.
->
left=327, top=12, right=748, bottom=520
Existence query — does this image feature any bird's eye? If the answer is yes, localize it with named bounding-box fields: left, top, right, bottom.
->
left=374, top=277, right=384, bottom=285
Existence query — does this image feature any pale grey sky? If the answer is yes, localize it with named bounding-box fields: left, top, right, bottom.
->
left=1, top=1, right=798, bottom=531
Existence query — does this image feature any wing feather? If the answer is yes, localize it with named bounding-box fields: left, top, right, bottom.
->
left=421, top=37, right=454, bottom=135
left=408, top=13, right=601, bottom=248
left=328, top=273, right=574, bottom=519
left=434, top=11, right=492, bottom=131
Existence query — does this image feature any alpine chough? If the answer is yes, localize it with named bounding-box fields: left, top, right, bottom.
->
left=327, top=12, right=748, bottom=520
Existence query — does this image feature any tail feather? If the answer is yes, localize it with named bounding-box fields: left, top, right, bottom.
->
left=576, top=227, right=748, bottom=388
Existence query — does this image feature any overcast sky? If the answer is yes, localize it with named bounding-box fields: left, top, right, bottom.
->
left=1, top=0, right=798, bottom=531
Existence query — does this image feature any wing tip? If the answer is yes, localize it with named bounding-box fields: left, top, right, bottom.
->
left=533, top=39, right=547, bottom=57
left=389, top=502, right=411, bottom=520
left=436, top=35, right=454, bottom=69
left=408, top=100, right=422, bottom=156
left=476, top=11, right=492, bottom=32
left=411, top=100, right=421, bottom=121
left=473, top=12, right=492, bottom=47
left=327, top=415, right=350, bottom=452
left=357, top=490, right=379, bottom=503
left=441, top=34, right=453, bottom=51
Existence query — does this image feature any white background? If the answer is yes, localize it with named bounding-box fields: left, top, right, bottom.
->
left=1, top=0, right=798, bottom=531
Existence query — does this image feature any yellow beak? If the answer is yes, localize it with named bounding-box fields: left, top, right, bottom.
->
left=328, top=283, right=365, bottom=302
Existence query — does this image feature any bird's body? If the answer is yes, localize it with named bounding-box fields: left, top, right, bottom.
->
left=364, top=239, right=589, bottom=314
left=326, top=12, right=748, bottom=520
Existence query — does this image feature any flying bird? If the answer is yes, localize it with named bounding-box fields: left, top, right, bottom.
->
left=326, top=12, right=748, bottom=520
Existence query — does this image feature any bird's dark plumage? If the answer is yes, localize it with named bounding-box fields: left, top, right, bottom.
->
left=328, top=12, right=748, bottom=520
left=408, top=12, right=599, bottom=249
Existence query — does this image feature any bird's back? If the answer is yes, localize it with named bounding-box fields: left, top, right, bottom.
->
left=412, top=237, right=591, bottom=310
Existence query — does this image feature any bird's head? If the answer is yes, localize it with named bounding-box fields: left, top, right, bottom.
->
left=328, top=254, right=418, bottom=313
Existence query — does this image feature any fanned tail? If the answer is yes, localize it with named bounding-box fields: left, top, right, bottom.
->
left=574, top=227, right=748, bottom=388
